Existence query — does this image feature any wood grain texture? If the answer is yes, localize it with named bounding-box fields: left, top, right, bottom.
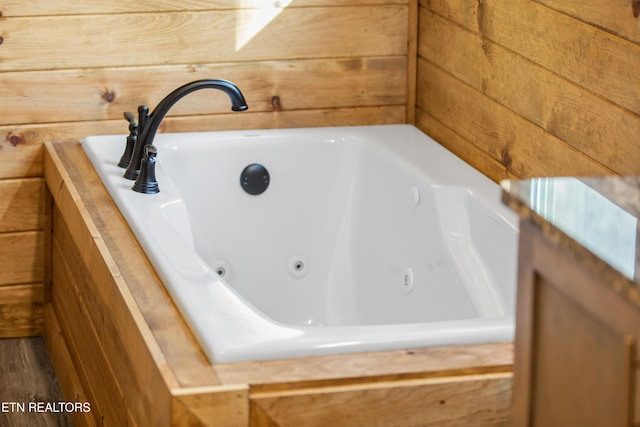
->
left=0, top=178, right=46, bottom=337
left=0, top=231, right=44, bottom=286
left=534, top=0, right=640, bottom=44
left=0, top=58, right=406, bottom=125
left=419, top=6, right=639, bottom=175
left=0, top=284, right=44, bottom=338
left=250, top=373, right=512, bottom=427
left=0, top=178, right=46, bottom=232
left=510, top=220, right=640, bottom=426
left=43, top=305, right=97, bottom=427
left=417, top=0, right=640, bottom=179
left=171, top=386, right=249, bottom=427
left=415, top=108, right=514, bottom=183
left=1, top=0, right=408, bottom=17
left=0, top=145, right=43, bottom=180
left=0, top=337, right=73, bottom=427
left=416, top=57, right=612, bottom=178
left=0, top=7, right=407, bottom=71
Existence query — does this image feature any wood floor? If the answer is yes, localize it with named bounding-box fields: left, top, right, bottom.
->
left=0, top=337, right=73, bottom=427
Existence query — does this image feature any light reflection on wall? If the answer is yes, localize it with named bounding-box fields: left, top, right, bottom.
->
left=236, top=1, right=292, bottom=51
left=529, top=177, right=637, bottom=279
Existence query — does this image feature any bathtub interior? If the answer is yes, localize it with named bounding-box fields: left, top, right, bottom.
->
left=154, top=127, right=517, bottom=328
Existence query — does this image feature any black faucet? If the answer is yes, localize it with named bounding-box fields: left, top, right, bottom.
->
left=121, top=79, right=249, bottom=190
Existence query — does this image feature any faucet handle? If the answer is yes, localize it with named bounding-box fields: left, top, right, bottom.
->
left=118, top=112, right=139, bottom=168
left=137, top=105, right=149, bottom=135
left=132, top=145, right=159, bottom=194
left=124, top=111, right=137, bottom=125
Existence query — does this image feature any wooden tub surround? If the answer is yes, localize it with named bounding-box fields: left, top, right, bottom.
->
left=43, top=140, right=513, bottom=427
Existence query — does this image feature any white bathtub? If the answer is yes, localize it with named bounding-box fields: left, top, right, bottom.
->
left=81, top=124, right=518, bottom=363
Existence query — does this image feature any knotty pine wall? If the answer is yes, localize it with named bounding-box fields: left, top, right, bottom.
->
left=416, top=0, right=640, bottom=182
left=0, top=1, right=414, bottom=338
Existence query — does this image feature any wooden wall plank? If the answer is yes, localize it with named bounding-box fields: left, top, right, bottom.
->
left=0, top=284, right=44, bottom=338
left=250, top=373, right=512, bottom=426
left=0, top=145, right=43, bottom=180
left=415, top=108, right=513, bottom=183
left=421, top=0, right=477, bottom=29
left=1, top=0, right=408, bottom=17
left=419, top=7, right=640, bottom=175
left=416, top=58, right=612, bottom=178
left=0, top=283, right=44, bottom=304
left=43, top=305, right=98, bottom=427
left=417, top=0, right=640, bottom=180
left=0, top=57, right=406, bottom=125
left=215, top=342, right=512, bottom=387
left=0, top=106, right=405, bottom=161
left=534, top=0, right=640, bottom=45
left=0, top=231, right=44, bottom=286
left=470, top=0, right=640, bottom=116
left=0, top=7, right=407, bottom=71
left=171, top=386, right=249, bottom=427
left=0, top=178, right=45, bottom=232
left=51, top=237, right=132, bottom=427
left=52, top=207, right=184, bottom=426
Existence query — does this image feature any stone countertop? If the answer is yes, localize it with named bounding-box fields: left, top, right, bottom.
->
left=501, top=176, right=640, bottom=294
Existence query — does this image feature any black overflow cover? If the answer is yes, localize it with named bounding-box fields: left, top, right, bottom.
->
left=240, top=164, right=270, bottom=195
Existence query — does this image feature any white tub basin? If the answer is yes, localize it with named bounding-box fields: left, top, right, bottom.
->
left=82, top=124, right=518, bottom=363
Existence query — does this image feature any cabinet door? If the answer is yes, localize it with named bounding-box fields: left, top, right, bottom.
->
left=529, top=275, right=634, bottom=427
left=512, top=221, right=639, bottom=427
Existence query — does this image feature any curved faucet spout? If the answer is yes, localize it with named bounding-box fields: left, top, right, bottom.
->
left=124, top=79, right=248, bottom=180
left=139, top=79, right=248, bottom=147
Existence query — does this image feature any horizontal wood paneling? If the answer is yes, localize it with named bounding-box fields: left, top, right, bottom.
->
left=534, top=0, right=640, bottom=44
left=0, top=231, right=44, bottom=285
left=43, top=305, right=97, bottom=427
left=1, top=0, right=408, bottom=17
left=172, top=386, right=249, bottom=427
left=250, top=373, right=512, bottom=426
left=0, top=7, right=407, bottom=71
left=415, top=109, right=513, bottom=183
left=419, top=7, right=634, bottom=175
left=0, top=178, right=46, bottom=232
left=427, top=0, right=640, bottom=113
left=417, top=0, right=640, bottom=179
left=51, top=235, right=131, bottom=426
left=0, top=146, right=43, bottom=179
left=1, top=106, right=404, bottom=152
left=0, top=57, right=406, bottom=125
left=0, top=283, right=44, bottom=337
left=479, top=0, right=640, bottom=117
left=416, top=58, right=611, bottom=178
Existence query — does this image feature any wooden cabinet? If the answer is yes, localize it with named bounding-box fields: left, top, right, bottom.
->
left=505, top=178, right=640, bottom=427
